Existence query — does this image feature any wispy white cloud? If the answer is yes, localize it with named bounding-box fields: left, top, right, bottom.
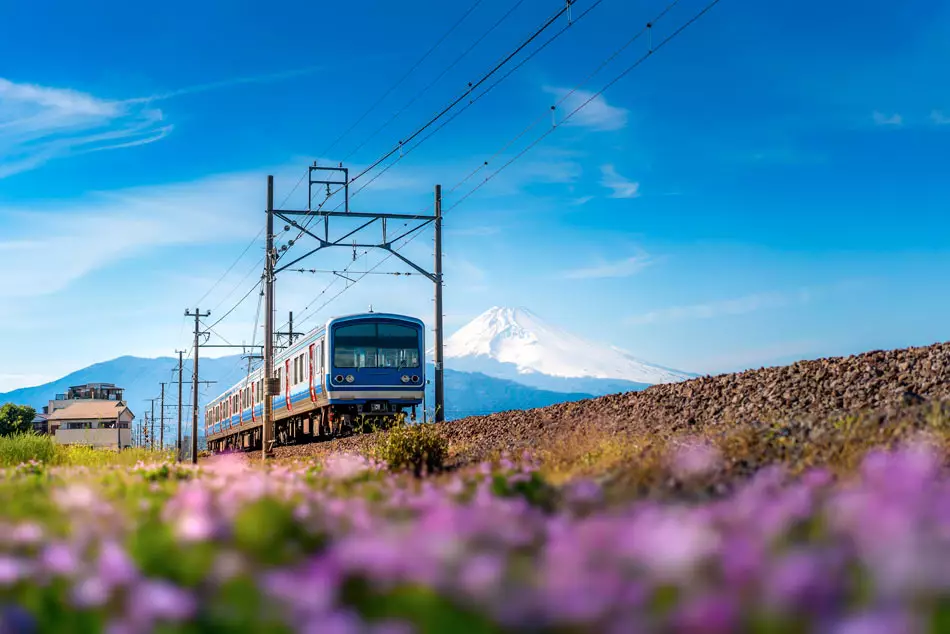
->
left=599, top=164, right=641, bottom=199
left=126, top=67, right=320, bottom=104
left=687, top=339, right=822, bottom=375
left=872, top=110, right=903, bottom=126
left=568, top=195, right=595, bottom=206
left=0, top=68, right=320, bottom=178
left=0, top=78, right=172, bottom=178
left=0, top=171, right=264, bottom=299
left=543, top=86, right=629, bottom=132
left=563, top=253, right=652, bottom=280
left=446, top=225, right=500, bottom=237
left=626, top=288, right=813, bottom=326
left=931, top=110, right=950, bottom=125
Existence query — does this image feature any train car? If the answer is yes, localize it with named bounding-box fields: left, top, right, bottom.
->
left=204, top=311, right=425, bottom=453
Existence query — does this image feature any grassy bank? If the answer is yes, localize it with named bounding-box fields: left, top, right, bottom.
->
left=0, top=433, right=173, bottom=467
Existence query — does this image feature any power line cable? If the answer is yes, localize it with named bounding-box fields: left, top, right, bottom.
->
left=290, top=0, right=723, bottom=329
left=449, top=0, right=723, bottom=214
left=341, top=0, right=526, bottom=163
left=320, top=0, right=486, bottom=161
left=288, top=0, right=577, bottom=246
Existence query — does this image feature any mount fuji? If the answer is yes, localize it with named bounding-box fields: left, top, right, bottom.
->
left=442, top=307, right=694, bottom=396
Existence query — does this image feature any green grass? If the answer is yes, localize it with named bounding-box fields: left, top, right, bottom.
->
left=0, top=433, right=173, bottom=467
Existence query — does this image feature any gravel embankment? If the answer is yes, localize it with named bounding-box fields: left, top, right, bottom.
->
left=272, top=340, right=950, bottom=464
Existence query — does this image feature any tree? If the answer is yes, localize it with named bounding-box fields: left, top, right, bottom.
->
left=0, top=403, right=36, bottom=436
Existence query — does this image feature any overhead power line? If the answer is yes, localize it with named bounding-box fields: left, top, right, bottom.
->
left=449, top=0, right=724, bottom=214
left=341, top=0, right=527, bottom=163
left=281, top=0, right=591, bottom=265
left=289, top=0, right=724, bottom=329
left=321, top=0, right=486, bottom=161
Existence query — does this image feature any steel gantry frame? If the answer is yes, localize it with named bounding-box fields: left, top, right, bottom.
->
left=260, top=164, right=445, bottom=460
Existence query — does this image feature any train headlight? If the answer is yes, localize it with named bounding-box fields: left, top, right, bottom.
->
left=334, top=374, right=344, bottom=383
left=345, top=374, right=355, bottom=383
left=401, top=375, right=410, bottom=383
left=411, top=375, right=419, bottom=383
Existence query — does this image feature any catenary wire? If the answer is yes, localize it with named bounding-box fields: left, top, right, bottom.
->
left=290, top=0, right=723, bottom=330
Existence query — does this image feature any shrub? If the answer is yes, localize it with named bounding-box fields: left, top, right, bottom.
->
left=374, top=421, right=448, bottom=477
left=0, top=403, right=36, bottom=437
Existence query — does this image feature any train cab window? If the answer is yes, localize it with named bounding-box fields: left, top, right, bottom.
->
left=333, top=322, right=420, bottom=369
left=377, top=324, right=421, bottom=368
left=333, top=323, right=379, bottom=368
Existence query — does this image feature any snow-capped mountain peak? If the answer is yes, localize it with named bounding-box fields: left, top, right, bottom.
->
left=443, top=306, right=692, bottom=385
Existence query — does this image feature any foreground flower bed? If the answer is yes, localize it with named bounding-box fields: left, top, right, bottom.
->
left=0, top=445, right=949, bottom=633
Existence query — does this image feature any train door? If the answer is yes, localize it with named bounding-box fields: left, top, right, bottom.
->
left=285, top=359, right=292, bottom=411
left=309, top=343, right=317, bottom=401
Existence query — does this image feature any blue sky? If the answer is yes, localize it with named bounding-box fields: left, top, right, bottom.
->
left=1, top=0, right=949, bottom=392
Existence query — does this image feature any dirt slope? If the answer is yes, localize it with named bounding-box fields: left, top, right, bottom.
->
left=274, top=341, right=950, bottom=464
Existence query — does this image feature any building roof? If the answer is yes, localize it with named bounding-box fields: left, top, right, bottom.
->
left=47, top=401, right=132, bottom=422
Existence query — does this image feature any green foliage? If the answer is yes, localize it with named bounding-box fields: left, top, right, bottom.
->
left=0, top=432, right=59, bottom=466
left=374, top=421, right=448, bottom=477
left=0, top=434, right=174, bottom=468
left=0, top=402, right=36, bottom=437
left=490, top=471, right=558, bottom=511
left=354, top=584, right=503, bottom=634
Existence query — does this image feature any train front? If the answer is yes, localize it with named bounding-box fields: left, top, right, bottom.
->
left=325, top=313, right=425, bottom=429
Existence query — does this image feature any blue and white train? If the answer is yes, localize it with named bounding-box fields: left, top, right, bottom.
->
left=204, top=311, right=425, bottom=452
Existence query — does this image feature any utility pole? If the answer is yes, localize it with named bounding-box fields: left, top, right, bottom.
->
left=185, top=308, right=210, bottom=464
left=147, top=398, right=159, bottom=450
left=176, top=350, right=184, bottom=462
left=433, top=184, right=445, bottom=423
left=159, top=382, right=166, bottom=451
left=263, top=174, right=275, bottom=462
left=276, top=311, right=302, bottom=348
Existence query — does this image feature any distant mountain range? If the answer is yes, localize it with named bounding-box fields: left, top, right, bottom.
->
left=0, top=306, right=694, bottom=440
left=0, top=355, right=593, bottom=439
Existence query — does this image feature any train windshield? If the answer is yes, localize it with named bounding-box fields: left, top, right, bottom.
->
left=333, top=321, right=420, bottom=369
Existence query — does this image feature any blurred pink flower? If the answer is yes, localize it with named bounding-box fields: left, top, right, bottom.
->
left=0, top=557, right=22, bottom=586
left=322, top=453, right=372, bottom=480
left=669, top=439, right=722, bottom=479
left=72, top=575, right=109, bottom=607
left=39, top=542, right=78, bottom=576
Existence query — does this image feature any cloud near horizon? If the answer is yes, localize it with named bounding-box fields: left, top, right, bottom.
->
left=626, top=288, right=813, bottom=326
left=563, top=253, right=652, bottom=280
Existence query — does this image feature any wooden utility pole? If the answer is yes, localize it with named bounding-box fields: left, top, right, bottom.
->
left=185, top=308, right=210, bottom=463
left=262, top=175, right=275, bottom=461
left=147, top=398, right=159, bottom=450
left=176, top=350, right=184, bottom=462
left=159, top=382, right=166, bottom=451
left=433, top=184, right=445, bottom=423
